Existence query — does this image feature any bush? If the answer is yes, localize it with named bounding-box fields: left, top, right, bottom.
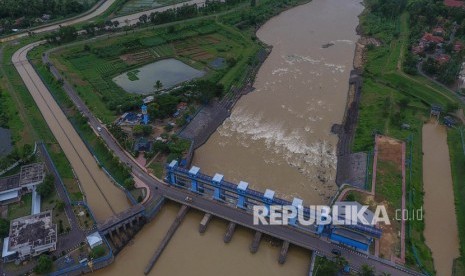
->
left=123, top=178, right=135, bottom=190
left=0, top=218, right=9, bottom=238
left=89, top=245, right=106, bottom=259
left=35, top=255, right=52, bottom=274
left=36, top=175, right=55, bottom=198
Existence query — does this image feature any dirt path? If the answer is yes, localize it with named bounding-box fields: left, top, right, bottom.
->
left=422, top=122, right=460, bottom=275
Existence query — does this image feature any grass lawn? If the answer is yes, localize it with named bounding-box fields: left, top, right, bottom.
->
left=41, top=191, right=71, bottom=234
left=149, top=162, right=164, bottom=179
left=448, top=128, right=465, bottom=272
left=73, top=205, right=96, bottom=230
left=8, top=194, right=32, bottom=220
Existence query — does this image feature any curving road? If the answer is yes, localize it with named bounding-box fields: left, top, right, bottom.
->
left=0, top=0, right=118, bottom=43
left=0, top=0, right=207, bottom=43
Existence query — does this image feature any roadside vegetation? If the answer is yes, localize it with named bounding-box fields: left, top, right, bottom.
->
left=0, top=0, right=98, bottom=36
left=447, top=128, right=465, bottom=274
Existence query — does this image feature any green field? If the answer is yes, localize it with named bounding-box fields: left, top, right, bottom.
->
left=448, top=128, right=465, bottom=273
left=46, top=20, right=260, bottom=123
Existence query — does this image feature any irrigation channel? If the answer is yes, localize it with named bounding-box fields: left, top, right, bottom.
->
left=422, top=122, right=459, bottom=276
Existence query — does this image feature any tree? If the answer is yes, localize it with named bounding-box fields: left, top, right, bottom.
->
left=139, top=14, right=148, bottom=24
left=445, top=102, right=459, bottom=114
left=359, top=264, right=375, bottom=276
left=123, top=178, right=135, bottom=190
left=154, top=80, right=163, bottom=91
left=112, top=20, right=120, bottom=28
left=0, top=218, right=9, bottom=239
left=35, top=255, right=53, bottom=274
left=36, top=175, right=55, bottom=198
left=89, top=245, right=106, bottom=259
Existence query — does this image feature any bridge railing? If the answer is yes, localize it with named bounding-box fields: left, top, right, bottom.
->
left=170, top=166, right=382, bottom=238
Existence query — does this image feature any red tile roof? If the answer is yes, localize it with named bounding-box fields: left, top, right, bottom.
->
left=435, top=54, right=451, bottom=64
left=454, top=41, right=464, bottom=52
left=422, top=33, right=444, bottom=43
left=444, top=0, right=465, bottom=7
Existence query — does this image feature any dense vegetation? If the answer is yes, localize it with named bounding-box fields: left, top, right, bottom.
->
left=0, top=0, right=97, bottom=34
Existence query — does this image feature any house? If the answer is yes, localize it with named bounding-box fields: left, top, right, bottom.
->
left=444, top=116, right=456, bottom=127
left=454, top=41, right=464, bottom=52
left=444, top=0, right=465, bottom=8
left=133, top=137, right=153, bottom=152
left=0, top=163, right=45, bottom=205
left=432, top=27, right=445, bottom=37
left=143, top=95, right=154, bottom=104
left=118, top=112, right=142, bottom=126
left=177, top=102, right=188, bottom=111
left=434, top=53, right=451, bottom=65
left=86, top=232, right=103, bottom=249
left=421, top=33, right=444, bottom=44
left=412, top=44, right=425, bottom=55
left=2, top=211, right=57, bottom=262
left=41, top=14, right=51, bottom=21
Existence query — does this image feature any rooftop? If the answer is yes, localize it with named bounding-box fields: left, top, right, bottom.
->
left=422, top=33, right=444, bottom=44
left=9, top=210, right=57, bottom=255
left=444, top=0, right=465, bottom=7
left=0, top=175, right=20, bottom=193
left=19, top=163, right=45, bottom=186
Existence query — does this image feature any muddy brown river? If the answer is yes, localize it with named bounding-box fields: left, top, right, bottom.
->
left=95, top=0, right=363, bottom=274
left=193, top=0, right=363, bottom=204
left=422, top=123, right=459, bottom=276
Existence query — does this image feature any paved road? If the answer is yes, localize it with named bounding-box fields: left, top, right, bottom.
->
left=0, top=0, right=118, bottom=43
left=12, top=42, right=130, bottom=221
left=0, top=0, right=207, bottom=43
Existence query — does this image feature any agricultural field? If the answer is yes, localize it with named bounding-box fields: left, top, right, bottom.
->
left=47, top=21, right=259, bottom=123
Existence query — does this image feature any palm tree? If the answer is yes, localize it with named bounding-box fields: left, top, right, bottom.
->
left=359, top=264, right=375, bottom=276
left=154, top=80, right=163, bottom=91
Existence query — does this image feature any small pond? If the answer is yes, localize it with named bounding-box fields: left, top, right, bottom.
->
left=0, top=127, right=13, bottom=157
left=113, top=58, right=205, bottom=95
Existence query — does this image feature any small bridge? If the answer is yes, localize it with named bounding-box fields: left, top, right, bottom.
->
left=97, top=204, right=145, bottom=235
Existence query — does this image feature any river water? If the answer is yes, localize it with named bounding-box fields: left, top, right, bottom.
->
left=422, top=123, right=459, bottom=276
left=95, top=0, right=362, bottom=274
left=193, top=0, right=363, bottom=204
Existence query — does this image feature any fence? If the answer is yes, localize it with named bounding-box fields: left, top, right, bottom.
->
left=50, top=236, right=115, bottom=276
